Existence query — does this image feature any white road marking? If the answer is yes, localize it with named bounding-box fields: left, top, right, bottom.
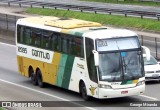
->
left=0, top=78, right=96, bottom=110
left=0, top=42, right=16, bottom=47
left=139, top=95, right=158, bottom=101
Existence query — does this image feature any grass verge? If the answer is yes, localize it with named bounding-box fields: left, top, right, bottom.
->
left=80, top=0, right=160, bottom=7
left=26, top=8, right=160, bottom=32
left=0, top=108, right=4, bottom=110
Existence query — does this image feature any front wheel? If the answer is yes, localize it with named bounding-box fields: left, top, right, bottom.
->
left=80, top=82, right=90, bottom=101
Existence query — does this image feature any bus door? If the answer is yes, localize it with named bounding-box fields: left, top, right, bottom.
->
left=85, top=38, right=98, bottom=97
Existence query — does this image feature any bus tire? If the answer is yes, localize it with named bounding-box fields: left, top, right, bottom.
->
left=29, top=67, right=37, bottom=85
left=80, top=82, right=90, bottom=101
left=37, top=70, right=45, bottom=88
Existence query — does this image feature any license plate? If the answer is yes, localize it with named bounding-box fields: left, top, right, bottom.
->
left=121, top=91, right=128, bottom=94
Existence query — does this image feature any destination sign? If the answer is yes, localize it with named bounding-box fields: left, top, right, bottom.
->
left=97, top=40, right=108, bottom=47
left=96, top=37, right=139, bottom=52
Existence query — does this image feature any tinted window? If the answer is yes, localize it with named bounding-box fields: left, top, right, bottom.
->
left=24, top=27, right=32, bottom=45
left=85, top=38, right=97, bottom=83
left=42, top=30, right=52, bottom=49
left=61, top=35, right=70, bottom=54
left=17, top=25, right=84, bottom=58
left=51, top=32, right=59, bottom=51
left=17, top=25, right=24, bottom=43
left=32, top=28, right=41, bottom=47
left=58, top=35, right=62, bottom=52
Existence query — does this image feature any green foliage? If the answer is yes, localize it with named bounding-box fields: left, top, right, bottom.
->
left=0, top=108, right=4, bottom=110
left=26, top=8, right=160, bottom=32
left=80, top=0, right=160, bottom=7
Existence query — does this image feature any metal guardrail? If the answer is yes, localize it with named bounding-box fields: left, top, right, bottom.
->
left=0, top=0, right=160, bottom=21
left=0, top=13, right=22, bottom=31
left=0, top=13, right=159, bottom=60
left=139, top=36, right=160, bottom=60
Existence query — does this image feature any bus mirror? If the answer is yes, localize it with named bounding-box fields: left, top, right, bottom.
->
left=92, top=50, right=99, bottom=66
left=142, top=46, right=150, bottom=61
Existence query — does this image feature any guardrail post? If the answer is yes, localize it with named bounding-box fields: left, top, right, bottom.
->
left=157, top=14, right=160, bottom=21
left=15, top=16, right=17, bottom=26
left=67, top=8, right=70, bottom=11
left=6, top=14, right=8, bottom=30
left=8, top=2, right=10, bottom=7
left=42, top=6, right=44, bottom=8
left=141, top=15, right=143, bottom=19
left=95, top=11, right=97, bottom=14
left=19, top=3, right=21, bottom=7
left=155, top=37, right=158, bottom=59
left=55, top=7, right=57, bottom=10
left=30, top=4, right=32, bottom=8
left=124, top=12, right=127, bottom=17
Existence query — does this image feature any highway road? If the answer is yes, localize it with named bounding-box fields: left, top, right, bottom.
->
left=0, top=42, right=160, bottom=110
left=9, top=0, right=160, bottom=13
left=1, top=0, right=160, bottom=20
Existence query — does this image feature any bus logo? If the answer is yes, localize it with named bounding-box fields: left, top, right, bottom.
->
left=77, top=63, right=84, bottom=69
left=89, top=85, right=97, bottom=96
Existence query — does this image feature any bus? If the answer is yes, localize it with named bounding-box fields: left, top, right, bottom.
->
left=16, top=16, right=149, bottom=100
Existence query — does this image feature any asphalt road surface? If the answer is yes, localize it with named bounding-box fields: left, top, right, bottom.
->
left=24, top=0, right=160, bottom=13
left=1, top=0, right=160, bottom=20
left=0, top=42, right=160, bottom=110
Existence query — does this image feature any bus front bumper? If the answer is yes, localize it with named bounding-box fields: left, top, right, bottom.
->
left=98, top=84, right=145, bottom=99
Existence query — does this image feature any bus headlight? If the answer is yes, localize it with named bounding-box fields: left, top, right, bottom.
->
left=99, top=84, right=112, bottom=89
left=136, top=80, right=145, bottom=86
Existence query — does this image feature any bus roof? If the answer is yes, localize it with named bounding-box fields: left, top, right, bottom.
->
left=83, top=29, right=138, bottom=40
left=17, top=16, right=101, bottom=29
left=17, top=16, right=137, bottom=39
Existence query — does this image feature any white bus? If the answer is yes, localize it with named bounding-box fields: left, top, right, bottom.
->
left=16, top=16, right=149, bottom=100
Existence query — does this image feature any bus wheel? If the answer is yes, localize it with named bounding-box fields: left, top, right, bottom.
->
left=37, top=70, right=44, bottom=88
left=80, top=82, right=90, bottom=101
left=30, top=68, right=37, bottom=85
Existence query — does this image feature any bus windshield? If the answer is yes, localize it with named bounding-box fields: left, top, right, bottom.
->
left=96, top=37, right=144, bottom=82
left=98, top=51, right=143, bottom=82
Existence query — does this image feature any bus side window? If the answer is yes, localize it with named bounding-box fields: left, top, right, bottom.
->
left=32, top=28, right=41, bottom=47
left=24, top=27, right=32, bottom=45
left=17, top=25, right=24, bottom=43
left=70, top=37, right=84, bottom=58
left=80, top=38, right=84, bottom=58
left=85, top=38, right=98, bottom=83
left=51, top=32, right=59, bottom=51
left=61, top=35, right=66, bottom=53
left=42, top=30, right=52, bottom=49
left=61, top=34, right=70, bottom=54
left=57, top=35, right=62, bottom=52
